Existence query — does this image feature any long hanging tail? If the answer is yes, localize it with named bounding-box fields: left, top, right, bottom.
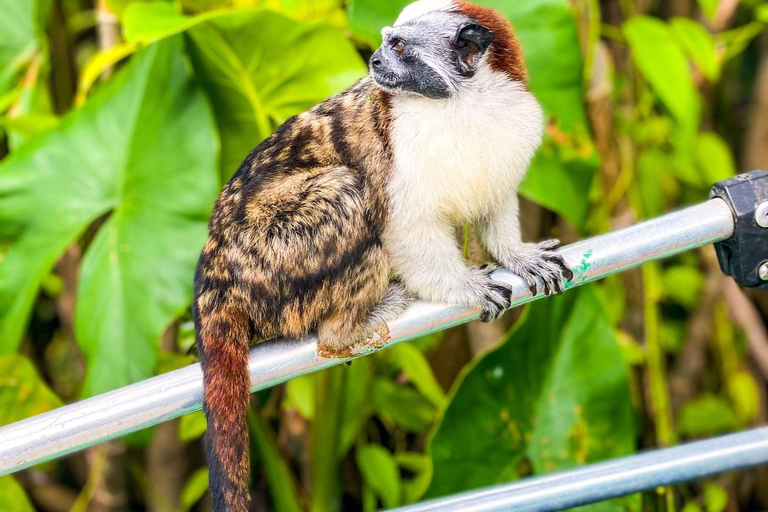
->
left=195, top=305, right=252, bottom=512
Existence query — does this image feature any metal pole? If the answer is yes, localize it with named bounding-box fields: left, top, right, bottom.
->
left=389, top=427, right=768, bottom=512
left=0, top=199, right=734, bottom=477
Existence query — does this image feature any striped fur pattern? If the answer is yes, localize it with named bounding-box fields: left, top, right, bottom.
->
left=194, top=2, right=571, bottom=510
left=194, top=79, right=405, bottom=512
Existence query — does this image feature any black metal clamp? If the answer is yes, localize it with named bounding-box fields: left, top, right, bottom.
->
left=711, top=170, right=768, bottom=289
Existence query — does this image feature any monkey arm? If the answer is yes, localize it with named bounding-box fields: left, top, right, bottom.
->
left=384, top=216, right=513, bottom=322
left=478, top=194, right=573, bottom=296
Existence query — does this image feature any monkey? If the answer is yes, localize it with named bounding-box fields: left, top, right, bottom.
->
left=193, top=1, right=573, bottom=510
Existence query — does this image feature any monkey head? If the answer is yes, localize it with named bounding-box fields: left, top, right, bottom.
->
left=369, top=0, right=527, bottom=99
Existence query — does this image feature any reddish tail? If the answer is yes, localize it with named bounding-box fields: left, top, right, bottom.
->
left=196, top=308, right=252, bottom=512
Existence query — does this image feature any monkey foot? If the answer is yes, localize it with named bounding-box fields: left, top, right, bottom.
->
left=475, top=263, right=515, bottom=323
left=505, top=239, right=573, bottom=297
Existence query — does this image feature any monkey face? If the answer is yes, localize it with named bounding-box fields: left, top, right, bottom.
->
left=369, top=1, right=495, bottom=99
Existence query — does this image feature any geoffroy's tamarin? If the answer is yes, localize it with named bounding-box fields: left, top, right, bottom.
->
left=193, top=1, right=573, bottom=509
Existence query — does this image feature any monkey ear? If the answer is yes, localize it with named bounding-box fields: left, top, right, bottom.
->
left=455, top=23, right=494, bottom=75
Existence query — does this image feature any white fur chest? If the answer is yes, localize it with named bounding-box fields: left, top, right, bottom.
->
left=386, top=71, right=543, bottom=224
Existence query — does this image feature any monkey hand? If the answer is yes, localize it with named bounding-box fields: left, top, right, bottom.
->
left=473, top=264, right=515, bottom=323
left=503, top=239, right=574, bottom=297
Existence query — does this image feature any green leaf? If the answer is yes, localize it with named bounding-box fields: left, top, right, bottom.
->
left=347, top=0, right=597, bottom=228
left=339, top=356, right=374, bottom=457
left=719, top=22, right=764, bottom=61
left=678, top=394, right=739, bottom=437
left=662, top=265, right=704, bottom=309
left=123, top=2, right=232, bottom=44
left=660, top=319, right=686, bottom=354
left=123, top=0, right=347, bottom=45
left=615, top=330, right=646, bottom=366
left=182, top=0, right=231, bottom=14
left=637, top=150, right=671, bottom=218
left=185, top=9, right=366, bottom=178
left=256, top=0, right=347, bottom=26
left=0, top=38, right=219, bottom=397
left=0, top=354, right=62, bottom=427
left=179, top=410, right=207, bottom=442
left=395, top=452, right=432, bottom=504
left=249, top=411, right=304, bottom=512
left=372, top=379, right=437, bottom=434
left=310, top=366, right=346, bottom=512
left=356, top=444, right=402, bottom=509
left=347, top=0, right=407, bottom=47
left=727, top=371, right=760, bottom=424
left=156, top=350, right=197, bottom=375
left=624, top=17, right=700, bottom=130
left=390, top=343, right=445, bottom=408
left=757, top=4, right=768, bottom=23
left=0, top=476, right=34, bottom=512
left=427, top=286, right=637, bottom=511
left=670, top=17, right=720, bottom=81
left=283, top=373, right=318, bottom=419
left=695, top=132, right=735, bottom=185
left=704, top=482, right=729, bottom=512
left=0, top=0, right=38, bottom=95
left=180, top=468, right=210, bottom=511
left=696, top=0, right=718, bottom=21
left=0, top=113, right=58, bottom=143
left=76, top=42, right=140, bottom=102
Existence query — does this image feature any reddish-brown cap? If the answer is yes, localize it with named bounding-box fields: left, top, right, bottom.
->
left=456, top=2, right=527, bottom=83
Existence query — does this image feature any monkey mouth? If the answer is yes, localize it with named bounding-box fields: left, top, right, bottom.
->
left=372, top=71, right=400, bottom=91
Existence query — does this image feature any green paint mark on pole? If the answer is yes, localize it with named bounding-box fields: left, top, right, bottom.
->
left=569, top=248, right=594, bottom=285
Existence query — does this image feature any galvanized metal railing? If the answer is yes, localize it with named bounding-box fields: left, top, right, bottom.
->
left=0, top=197, right=759, bottom=512
left=390, top=427, right=768, bottom=512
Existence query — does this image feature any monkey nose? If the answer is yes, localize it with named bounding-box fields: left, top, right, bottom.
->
left=370, top=49, right=386, bottom=71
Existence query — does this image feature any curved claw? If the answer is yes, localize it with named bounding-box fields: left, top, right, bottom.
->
left=479, top=279, right=514, bottom=323
left=541, top=253, right=574, bottom=282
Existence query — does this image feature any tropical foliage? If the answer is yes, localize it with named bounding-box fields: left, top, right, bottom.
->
left=0, top=0, right=767, bottom=510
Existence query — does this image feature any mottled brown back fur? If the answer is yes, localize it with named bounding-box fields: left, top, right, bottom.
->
left=194, top=78, right=394, bottom=512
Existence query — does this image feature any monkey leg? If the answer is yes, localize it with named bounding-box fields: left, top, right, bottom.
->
left=477, top=194, right=573, bottom=297
left=317, top=308, right=369, bottom=357
left=366, top=281, right=413, bottom=329
left=317, top=282, right=412, bottom=357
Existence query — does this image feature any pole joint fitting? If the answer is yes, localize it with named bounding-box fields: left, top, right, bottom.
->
left=710, top=170, right=768, bottom=289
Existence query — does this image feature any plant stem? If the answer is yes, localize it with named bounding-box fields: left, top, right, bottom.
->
left=310, top=366, right=346, bottom=512
left=643, top=262, right=676, bottom=512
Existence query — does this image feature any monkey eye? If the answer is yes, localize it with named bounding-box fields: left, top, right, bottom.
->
left=392, top=40, right=405, bottom=53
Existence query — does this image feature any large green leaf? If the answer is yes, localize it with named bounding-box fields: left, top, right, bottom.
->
left=427, top=287, right=637, bottom=511
left=123, top=2, right=232, bottom=44
left=0, top=476, right=34, bottom=512
left=181, top=468, right=210, bottom=511
left=0, top=0, right=38, bottom=96
left=0, top=354, right=62, bottom=427
left=677, top=394, right=739, bottom=438
left=347, top=0, right=597, bottom=228
left=669, top=17, right=720, bottom=82
left=185, top=10, right=366, bottom=178
left=357, top=444, right=402, bottom=509
left=347, top=0, right=404, bottom=47
left=624, top=17, right=700, bottom=130
left=0, top=38, right=219, bottom=396
left=122, top=1, right=347, bottom=45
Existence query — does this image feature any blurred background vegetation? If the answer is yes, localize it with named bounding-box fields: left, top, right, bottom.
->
left=1, top=0, right=768, bottom=510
